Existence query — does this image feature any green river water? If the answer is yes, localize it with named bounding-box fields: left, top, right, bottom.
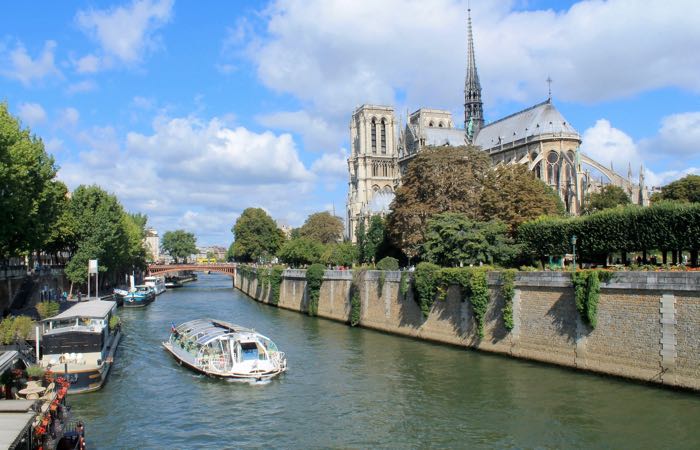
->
left=70, top=273, right=700, bottom=449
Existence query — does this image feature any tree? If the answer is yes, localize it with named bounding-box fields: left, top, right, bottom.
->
left=0, top=102, right=59, bottom=261
left=321, top=242, right=358, bottom=267
left=278, top=238, right=324, bottom=267
left=64, top=185, right=132, bottom=287
left=232, top=208, right=284, bottom=262
left=355, top=220, right=367, bottom=263
left=364, top=215, right=386, bottom=263
left=651, top=174, right=700, bottom=203
left=422, top=212, right=517, bottom=267
left=480, top=164, right=565, bottom=232
left=583, top=185, right=631, bottom=214
left=161, top=230, right=197, bottom=263
left=299, top=211, right=344, bottom=244
left=387, top=145, right=491, bottom=257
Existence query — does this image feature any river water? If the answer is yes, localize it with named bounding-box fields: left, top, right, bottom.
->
left=71, top=273, right=700, bottom=449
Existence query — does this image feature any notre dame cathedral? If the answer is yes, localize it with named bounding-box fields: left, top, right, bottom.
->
left=346, top=10, right=649, bottom=242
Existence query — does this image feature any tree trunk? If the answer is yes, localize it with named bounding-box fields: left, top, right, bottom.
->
left=672, top=250, right=678, bottom=265
left=621, top=251, right=627, bottom=266
left=642, top=250, right=648, bottom=264
left=662, top=250, right=667, bottom=265
left=691, top=249, right=698, bottom=267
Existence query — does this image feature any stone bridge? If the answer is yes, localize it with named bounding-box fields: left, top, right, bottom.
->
left=147, top=263, right=237, bottom=278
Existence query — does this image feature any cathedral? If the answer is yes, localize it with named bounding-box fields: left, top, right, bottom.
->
left=346, top=10, right=648, bottom=242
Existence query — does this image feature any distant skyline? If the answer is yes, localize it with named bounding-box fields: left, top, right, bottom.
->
left=2, top=0, right=699, bottom=246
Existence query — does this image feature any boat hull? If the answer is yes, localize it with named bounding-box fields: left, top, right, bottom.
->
left=60, top=330, right=121, bottom=394
left=122, top=294, right=155, bottom=308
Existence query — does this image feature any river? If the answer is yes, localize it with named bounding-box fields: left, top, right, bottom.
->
left=71, top=273, right=700, bottom=449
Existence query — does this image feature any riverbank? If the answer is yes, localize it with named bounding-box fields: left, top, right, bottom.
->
left=235, top=269, right=700, bottom=392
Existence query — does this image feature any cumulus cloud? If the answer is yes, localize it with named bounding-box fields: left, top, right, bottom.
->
left=73, top=54, right=101, bottom=73
left=257, top=110, right=344, bottom=152
left=66, top=80, right=98, bottom=94
left=56, top=107, right=80, bottom=128
left=17, top=102, right=47, bottom=127
left=581, top=119, right=639, bottom=173
left=57, top=114, right=319, bottom=245
left=641, top=112, right=700, bottom=157
left=76, top=0, right=173, bottom=68
left=0, top=40, right=61, bottom=86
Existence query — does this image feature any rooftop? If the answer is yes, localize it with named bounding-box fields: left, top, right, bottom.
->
left=45, top=300, right=116, bottom=321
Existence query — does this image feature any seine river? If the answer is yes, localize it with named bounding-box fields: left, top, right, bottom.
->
left=71, top=273, right=700, bottom=449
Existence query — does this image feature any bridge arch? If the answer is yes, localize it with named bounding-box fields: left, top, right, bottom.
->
left=147, top=264, right=237, bottom=278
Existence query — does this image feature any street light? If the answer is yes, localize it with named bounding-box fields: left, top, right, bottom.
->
left=571, top=235, right=577, bottom=271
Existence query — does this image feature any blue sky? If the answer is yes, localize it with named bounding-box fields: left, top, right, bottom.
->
left=2, top=0, right=699, bottom=246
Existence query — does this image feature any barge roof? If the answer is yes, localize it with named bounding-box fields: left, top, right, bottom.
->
left=46, top=300, right=116, bottom=321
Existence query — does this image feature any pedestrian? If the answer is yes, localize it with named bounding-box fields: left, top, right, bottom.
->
left=77, top=291, right=82, bottom=302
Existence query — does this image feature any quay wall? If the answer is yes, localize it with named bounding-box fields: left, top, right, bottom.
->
left=235, top=269, right=700, bottom=391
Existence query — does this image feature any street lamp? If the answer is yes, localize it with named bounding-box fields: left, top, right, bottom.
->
left=571, top=235, right=577, bottom=271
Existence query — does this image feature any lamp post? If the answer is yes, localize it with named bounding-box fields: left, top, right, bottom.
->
left=571, top=235, right=577, bottom=271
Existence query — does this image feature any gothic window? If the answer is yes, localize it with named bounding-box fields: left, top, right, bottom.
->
left=533, top=162, right=542, bottom=179
left=372, top=163, right=377, bottom=177
left=371, top=118, right=377, bottom=153
left=429, top=121, right=434, bottom=127
left=381, top=119, right=387, bottom=154
left=438, top=122, right=444, bottom=128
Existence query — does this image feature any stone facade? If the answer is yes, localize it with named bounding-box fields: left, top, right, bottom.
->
left=236, top=269, right=700, bottom=391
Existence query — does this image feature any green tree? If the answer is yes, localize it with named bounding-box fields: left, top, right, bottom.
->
left=583, top=185, right=631, bottom=214
left=278, top=238, right=324, bottom=266
left=364, top=215, right=386, bottom=264
left=422, top=213, right=517, bottom=267
left=64, top=185, right=132, bottom=287
left=161, top=230, right=197, bottom=263
left=299, top=211, right=344, bottom=244
left=651, top=174, right=700, bottom=203
left=480, top=164, right=565, bottom=232
left=225, top=242, right=235, bottom=262
left=355, top=219, right=367, bottom=263
left=387, top=146, right=491, bottom=257
left=321, top=242, right=358, bottom=267
left=0, top=102, right=59, bottom=261
left=232, top=208, right=284, bottom=262
left=122, top=213, right=148, bottom=270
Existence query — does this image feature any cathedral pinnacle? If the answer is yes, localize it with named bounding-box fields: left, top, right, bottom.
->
left=464, top=8, right=484, bottom=143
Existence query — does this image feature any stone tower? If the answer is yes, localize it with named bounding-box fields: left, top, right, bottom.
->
left=464, top=8, right=484, bottom=143
left=346, top=105, right=399, bottom=242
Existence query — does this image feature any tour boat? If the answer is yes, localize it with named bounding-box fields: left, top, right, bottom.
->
left=164, top=276, right=183, bottom=288
left=162, top=319, right=287, bottom=381
left=143, top=275, right=166, bottom=295
left=123, top=285, right=156, bottom=308
left=39, top=300, right=121, bottom=394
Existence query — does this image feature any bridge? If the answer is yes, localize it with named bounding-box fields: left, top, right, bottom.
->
left=147, top=263, right=237, bottom=278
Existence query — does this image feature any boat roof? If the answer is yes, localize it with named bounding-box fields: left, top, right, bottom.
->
left=44, top=300, right=115, bottom=321
left=0, top=400, right=36, bottom=449
left=0, top=350, right=20, bottom=373
left=176, top=318, right=256, bottom=345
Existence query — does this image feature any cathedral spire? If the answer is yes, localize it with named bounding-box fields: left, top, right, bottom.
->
left=464, top=7, right=484, bottom=143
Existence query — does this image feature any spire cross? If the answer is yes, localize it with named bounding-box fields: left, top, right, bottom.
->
left=546, top=76, right=553, bottom=100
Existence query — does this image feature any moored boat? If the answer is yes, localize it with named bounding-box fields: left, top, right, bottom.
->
left=143, top=276, right=166, bottom=295
left=123, top=285, right=155, bottom=308
left=39, top=300, right=121, bottom=394
left=162, top=319, right=287, bottom=381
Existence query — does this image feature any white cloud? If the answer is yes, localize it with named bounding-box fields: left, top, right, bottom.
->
left=643, top=112, right=700, bottom=157
left=17, top=102, right=47, bottom=127
left=131, top=96, right=155, bottom=110
left=56, top=107, right=80, bottom=128
left=73, top=54, right=101, bottom=73
left=581, top=119, right=639, bottom=173
left=644, top=167, right=700, bottom=189
left=257, top=110, right=344, bottom=152
left=66, top=80, right=98, bottom=94
left=57, top=114, right=319, bottom=245
left=1, top=40, right=61, bottom=86
left=76, top=0, right=173, bottom=67
left=311, top=149, right=347, bottom=178
left=45, top=138, right=64, bottom=154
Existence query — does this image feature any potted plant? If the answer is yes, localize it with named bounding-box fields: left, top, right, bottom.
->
left=26, top=365, right=45, bottom=382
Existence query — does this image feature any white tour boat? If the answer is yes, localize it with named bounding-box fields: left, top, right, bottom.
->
left=143, top=275, right=166, bottom=295
left=162, top=318, right=287, bottom=381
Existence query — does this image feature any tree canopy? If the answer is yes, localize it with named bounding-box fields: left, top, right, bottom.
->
left=651, top=174, right=700, bottom=204
left=0, top=102, right=60, bottom=260
left=299, top=211, right=344, bottom=244
left=232, top=208, right=284, bottom=262
left=161, top=230, right=197, bottom=263
left=387, top=145, right=491, bottom=257
left=583, top=185, right=631, bottom=214
left=278, top=237, right=323, bottom=266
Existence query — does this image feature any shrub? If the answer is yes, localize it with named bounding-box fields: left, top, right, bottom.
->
left=109, top=315, right=121, bottom=331
left=268, top=265, right=285, bottom=306
left=399, top=271, right=410, bottom=300
left=36, top=301, right=60, bottom=319
left=414, top=262, right=441, bottom=317
left=500, top=269, right=517, bottom=331
left=376, top=256, right=399, bottom=271
left=26, top=365, right=45, bottom=379
left=0, top=316, right=35, bottom=345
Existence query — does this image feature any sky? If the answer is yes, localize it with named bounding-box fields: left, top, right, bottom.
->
left=1, top=0, right=699, bottom=247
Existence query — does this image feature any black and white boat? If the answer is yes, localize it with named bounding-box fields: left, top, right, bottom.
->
left=39, top=301, right=121, bottom=394
left=163, top=319, right=287, bottom=381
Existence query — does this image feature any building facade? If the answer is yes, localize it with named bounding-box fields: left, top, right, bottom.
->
left=346, top=10, right=648, bottom=241
left=144, top=228, right=160, bottom=262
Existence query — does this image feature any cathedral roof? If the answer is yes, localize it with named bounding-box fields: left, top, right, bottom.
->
left=474, top=99, right=579, bottom=150
left=423, top=127, right=466, bottom=147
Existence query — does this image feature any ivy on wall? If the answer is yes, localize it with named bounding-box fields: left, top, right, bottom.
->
left=571, top=270, right=614, bottom=328
left=306, top=263, right=325, bottom=316
left=268, top=266, right=285, bottom=306
left=350, top=269, right=366, bottom=326
left=500, top=269, right=517, bottom=331
left=399, top=271, right=410, bottom=300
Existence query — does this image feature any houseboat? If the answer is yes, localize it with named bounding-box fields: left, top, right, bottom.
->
left=123, top=285, right=155, bottom=308
left=163, top=319, right=287, bottom=381
left=39, top=300, right=121, bottom=394
left=143, top=276, right=166, bottom=296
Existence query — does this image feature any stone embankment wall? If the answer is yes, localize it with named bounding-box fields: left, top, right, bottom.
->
left=235, top=269, right=700, bottom=391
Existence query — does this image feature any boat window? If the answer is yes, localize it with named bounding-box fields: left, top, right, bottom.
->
left=240, top=342, right=259, bottom=361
